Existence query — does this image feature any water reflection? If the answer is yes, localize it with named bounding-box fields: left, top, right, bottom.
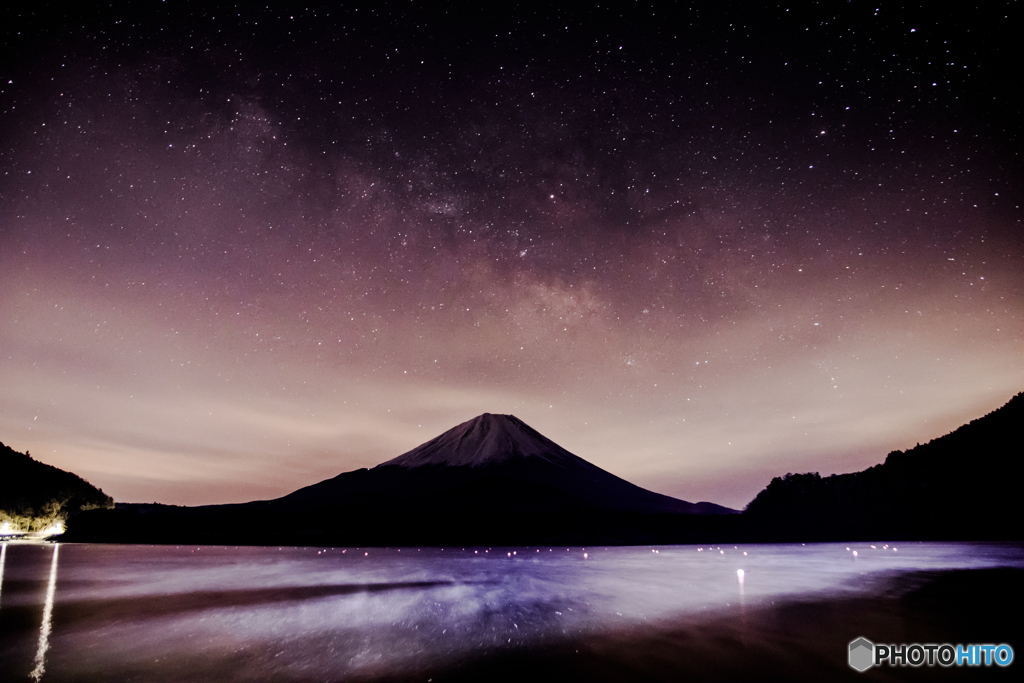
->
left=0, top=542, right=1020, bottom=682
left=30, top=543, right=60, bottom=682
left=0, top=542, right=6, bottom=608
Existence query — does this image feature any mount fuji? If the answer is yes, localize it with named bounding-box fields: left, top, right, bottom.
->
left=274, top=413, right=733, bottom=517
left=67, top=413, right=736, bottom=546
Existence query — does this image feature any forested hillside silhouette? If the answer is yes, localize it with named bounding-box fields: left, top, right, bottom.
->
left=743, top=393, right=1022, bottom=541
left=0, top=441, right=113, bottom=532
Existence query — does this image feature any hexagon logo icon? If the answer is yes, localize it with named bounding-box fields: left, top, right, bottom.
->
left=849, top=637, right=874, bottom=672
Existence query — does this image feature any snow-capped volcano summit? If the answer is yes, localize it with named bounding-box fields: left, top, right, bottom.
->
left=380, top=413, right=586, bottom=468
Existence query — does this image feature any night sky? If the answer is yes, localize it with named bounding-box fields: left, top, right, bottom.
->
left=2, top=2, right=1021, bottom=509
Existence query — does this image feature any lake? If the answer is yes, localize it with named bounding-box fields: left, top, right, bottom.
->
left=1, top=541, right=1021, bottom=681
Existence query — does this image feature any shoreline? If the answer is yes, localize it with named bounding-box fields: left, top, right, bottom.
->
left=409, top=567, right=1023, bottom=682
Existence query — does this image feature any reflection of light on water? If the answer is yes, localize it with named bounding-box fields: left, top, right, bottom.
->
left=0, top=541, right=1014, bottom=682
left=30, top=543, right=60, bottom=682
left=0, top=542, right=6, bottom=608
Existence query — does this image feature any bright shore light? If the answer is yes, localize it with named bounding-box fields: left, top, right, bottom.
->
left=41, top=521, right=64, bottom=537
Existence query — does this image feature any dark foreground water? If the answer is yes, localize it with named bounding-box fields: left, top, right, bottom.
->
left=0, top=541, right=1021, bottom=682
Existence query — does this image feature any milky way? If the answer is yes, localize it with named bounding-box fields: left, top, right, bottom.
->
left=1, top=2, right=1021, bottom=508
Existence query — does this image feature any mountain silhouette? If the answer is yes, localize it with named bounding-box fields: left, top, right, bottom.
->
left=742, top=391, right=1023, bottom=541
left=275, top=413, right=732, bottom=516
left=60, top=393, right=1024, bottom=545
left=1, top=441, right=113, bottom=533
left=66, top=413, right=735, bottom=546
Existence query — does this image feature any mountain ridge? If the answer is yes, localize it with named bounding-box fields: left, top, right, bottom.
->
left=273, top=412, right=733, bottom=516
left=742, top=391, right=1022, bottom=540
left=64, top=412, right=737, bottom=545
left=60, top=391, right=1022, bottom=545
left=0, top=441, right=113, bottom=533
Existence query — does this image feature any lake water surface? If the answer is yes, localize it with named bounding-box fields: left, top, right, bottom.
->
left=1, top=541, right=1021, bottom=681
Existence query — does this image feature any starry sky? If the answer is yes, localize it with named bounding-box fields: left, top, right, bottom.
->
left=1, top=2, right=1021, bottom=509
